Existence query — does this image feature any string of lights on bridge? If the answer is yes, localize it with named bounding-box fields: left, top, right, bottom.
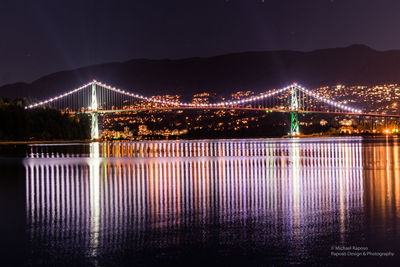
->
left=25, top=82, right=93, bottom=109
left=296, top=85, right=362, bottom=113
left=25, top=80, right=362, bottom=113
left=96, top=81, right=293, bottom=108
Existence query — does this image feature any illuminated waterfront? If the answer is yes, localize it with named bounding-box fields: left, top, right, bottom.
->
left=2, top=137, right=400, bottom=266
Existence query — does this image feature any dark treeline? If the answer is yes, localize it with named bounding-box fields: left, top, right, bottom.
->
left=0, top=98, right=90, bottom=141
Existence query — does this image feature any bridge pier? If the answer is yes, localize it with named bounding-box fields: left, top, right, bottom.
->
left=290, top=84, right=300, bottom=136
left=91, top=81, right=99, bottom=139
left=91, top=112, right=99, bottom=139
left=290, top=112, right=299, bottom=136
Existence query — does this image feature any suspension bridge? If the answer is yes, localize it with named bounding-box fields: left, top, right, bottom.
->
left=25, top=80, right=395, bottom=139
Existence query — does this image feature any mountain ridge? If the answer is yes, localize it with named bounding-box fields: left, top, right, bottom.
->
left=1, top=44, right=400, bottom=99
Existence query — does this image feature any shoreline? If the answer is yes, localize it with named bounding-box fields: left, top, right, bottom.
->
left=0, top=140, right=92, bottom=145
left=0, top=134, right=396, bottom=145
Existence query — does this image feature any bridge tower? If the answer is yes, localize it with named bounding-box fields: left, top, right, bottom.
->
left=91, top=81, right=99, bottom=139
left=290, top=83, right=300, bottom=136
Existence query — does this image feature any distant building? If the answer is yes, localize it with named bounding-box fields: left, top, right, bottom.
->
left=192, top=92, right=218, bottom=105
left=138, top=125, right=152, bottom=136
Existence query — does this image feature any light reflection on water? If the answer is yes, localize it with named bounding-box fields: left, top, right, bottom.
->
left=23, top=138, right=400, bottom=265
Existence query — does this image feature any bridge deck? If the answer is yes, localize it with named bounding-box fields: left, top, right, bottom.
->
left=67, top=107, right=400, bottom=118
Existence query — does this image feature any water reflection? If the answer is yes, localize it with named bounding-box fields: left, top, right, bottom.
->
left=362, top=137, right=400, bottom=238
left=24, top=138, right=370, bottom=263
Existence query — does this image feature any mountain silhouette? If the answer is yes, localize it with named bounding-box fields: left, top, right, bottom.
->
left=1, top=44, right=400, bottom=100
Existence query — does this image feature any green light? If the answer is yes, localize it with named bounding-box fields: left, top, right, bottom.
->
left=291, top=112, right=299, bottom=136
left=290, top=84, right=300, bottom=136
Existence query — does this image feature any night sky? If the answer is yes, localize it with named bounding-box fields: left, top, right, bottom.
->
left=1, top=0, right=400, bottom=86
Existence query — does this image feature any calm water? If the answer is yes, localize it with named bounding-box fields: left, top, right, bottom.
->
left=1, top=137, right=400, bottom=266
